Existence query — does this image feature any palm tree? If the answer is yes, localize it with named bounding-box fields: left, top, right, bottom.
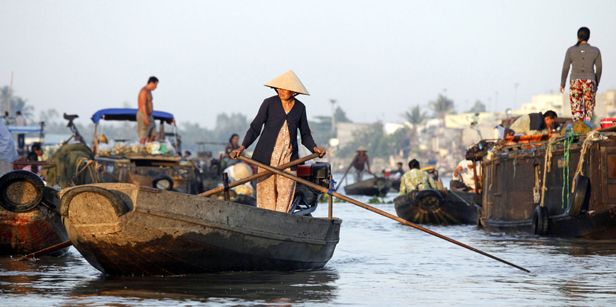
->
left=0, top=86, right=12, bottom=114
left=467, top=100, right=486, bottom=113
left=403, top=105, right=426, bottom=154
left=429, top=94, right=455, bottom=119
left=11, top=97, right=35, bottom=121
left=404, top=105, right=426, bottom=126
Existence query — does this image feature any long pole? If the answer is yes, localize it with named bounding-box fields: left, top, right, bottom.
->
left=16, top=240, right=72, bottom=261
left=199, top=153, right=319, bottom=197
left=335, top=163, right=353, bottom=191
left=238, top=156, right=530, bottom=273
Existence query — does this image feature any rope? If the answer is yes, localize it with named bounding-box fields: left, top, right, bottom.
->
left=74, top=158, right=92, bottom=178
left=73, top=158, right=98, bottom=185
left=539, top=137, right=555, bottom=208
left=571, top=131, right=603, bottom=192
left=561, top=131, right=574, bottom=208
left=533, top=163, right=541, bottom=204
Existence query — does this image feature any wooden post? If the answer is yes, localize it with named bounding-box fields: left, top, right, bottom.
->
left=222, top=173, right=230, bottom=201
left=328, top=175, right=333, bottom=220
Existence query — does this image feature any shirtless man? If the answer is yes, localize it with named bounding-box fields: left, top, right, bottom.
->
left=138, top=76, right=158, bottom=144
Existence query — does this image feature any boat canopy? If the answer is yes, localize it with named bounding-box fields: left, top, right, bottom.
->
left=91, top=108, right=175, bottom=124
left=6, top=126, right=43, bottom=134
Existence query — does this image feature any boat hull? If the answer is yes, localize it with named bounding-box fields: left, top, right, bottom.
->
left=480, top=134, right=616, bottom=239
left=394, top=190, right=479, bottom=225
left=0, top=206, right=68, bottom=255
left=60, top=183, right=341, bottom=275
left=344, top=177, right=390, bottom=196
left=482, top=206, right=616, bottom=240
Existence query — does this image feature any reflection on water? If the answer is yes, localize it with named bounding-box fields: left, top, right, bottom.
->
left=2, top=198, right=616, bottom=306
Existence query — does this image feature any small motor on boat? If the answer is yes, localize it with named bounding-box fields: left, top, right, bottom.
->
left=290, top=162, right=331, bottom=216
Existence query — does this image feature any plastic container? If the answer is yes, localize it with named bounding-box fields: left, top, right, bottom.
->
left=600, top=118, right=616, bottom=129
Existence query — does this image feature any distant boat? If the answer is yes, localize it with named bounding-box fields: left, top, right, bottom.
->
left=394, top=189, right=480, bottom=225
left=344, top=177, right=390, bottom=196
left=0, top=171, right=68, bottom=256
left=60, top=183, right=341, bottom=275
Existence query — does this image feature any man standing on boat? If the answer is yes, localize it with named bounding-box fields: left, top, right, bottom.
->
left=351, top=147, right=371, bottom=183
left=509, top=110, right=558, bottom=135
left=137, top=76, right=158, bottom=144
left=560, top=27, right=602, bottom=123
left=399, top=159, right=435, bottom=195
left=231, top=70, right=326, bottom=213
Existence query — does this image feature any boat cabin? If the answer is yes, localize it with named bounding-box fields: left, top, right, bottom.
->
left=89, top=108, right=201, bottom=194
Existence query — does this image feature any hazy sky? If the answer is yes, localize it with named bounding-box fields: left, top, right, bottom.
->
left=1, top=0, right=614, bottom=128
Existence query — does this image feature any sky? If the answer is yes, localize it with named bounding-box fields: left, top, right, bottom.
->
left=1, top=0, right=614, bottom=128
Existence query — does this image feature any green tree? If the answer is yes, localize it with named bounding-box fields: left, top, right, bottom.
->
left=429, top=94, right=455, bottom=119
left=467, top=100, right=486, bottom=113
left=403, top=105, right=426, bottom=154
left=404, top=105, right=426, bottom=126
left=11, top=97, right=35, bottom=120
left=334, top=106, right=351, bottom=123
left=0, top=86, right=11, bottom=114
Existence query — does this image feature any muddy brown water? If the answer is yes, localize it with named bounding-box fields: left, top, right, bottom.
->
left=2, top=193, right=616, bottom=306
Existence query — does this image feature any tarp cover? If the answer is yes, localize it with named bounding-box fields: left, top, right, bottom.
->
left=91, top=108, right=175, bottom=124
left=43, top=143, right=99, bottom=188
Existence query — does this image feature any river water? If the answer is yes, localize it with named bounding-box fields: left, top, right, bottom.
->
left=2, top=194, right=616, bottom=306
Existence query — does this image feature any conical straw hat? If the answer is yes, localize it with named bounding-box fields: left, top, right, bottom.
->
left=264, top=70, right=310, bottom=95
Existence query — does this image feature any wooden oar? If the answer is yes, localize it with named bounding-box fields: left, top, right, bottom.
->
left=199, top=153, right=319, bottom=197
left=16, top=240, right=72, bottom=261
left=237, top=155, right=530, bottom=273
left=334, top=163, right=353, bottom=191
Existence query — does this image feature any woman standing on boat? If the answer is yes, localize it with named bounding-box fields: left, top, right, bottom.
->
left=560, top=27, right=602, bottom=122
left=231, top=70, right=326, bottom=212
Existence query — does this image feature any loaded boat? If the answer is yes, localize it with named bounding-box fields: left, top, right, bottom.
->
left=59, top=162, right=341, bottom=275
left=394, top=189, right=480, bottom=225
left=0, top=171, right=68, bottom=255
left=91, top=108, right=203, bottom=194
left=479, top=129, right=616, bottom=239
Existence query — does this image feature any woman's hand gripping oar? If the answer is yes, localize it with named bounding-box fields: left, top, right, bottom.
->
left=199, top=153, right=320, bottom=197
left=237, top=155, right=530, bottom=273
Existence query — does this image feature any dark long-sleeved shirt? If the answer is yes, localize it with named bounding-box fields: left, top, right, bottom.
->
left=242, top=96, right=317, bottom=165
left=561, top=43, right=602, bottom=88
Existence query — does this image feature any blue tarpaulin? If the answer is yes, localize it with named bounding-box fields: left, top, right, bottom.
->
left=91, top=108, right=175, bottom=124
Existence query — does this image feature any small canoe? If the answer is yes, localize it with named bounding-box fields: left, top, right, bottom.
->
left=344, top=177, right=390, bottom=196
left=394, top=190, right=480, bottom=225
left=60, top=183, right=341, bottom=275
left=0, top=171, right=68, bottom=256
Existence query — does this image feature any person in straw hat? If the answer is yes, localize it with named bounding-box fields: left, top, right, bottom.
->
left=231, top=70, right=326, bottom=212
left=351, top=146, right=371, bottom=183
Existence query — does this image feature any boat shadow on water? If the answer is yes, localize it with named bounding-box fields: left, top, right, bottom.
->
left=478, top=230, right=616, bottom=256
left=68, top=269, right=339, bottom=304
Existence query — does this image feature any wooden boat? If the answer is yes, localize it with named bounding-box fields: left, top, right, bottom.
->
left=394, top=190, right=480, bottom=225
left=480, top=130, right=616, bottom=239
left=0, top=171, right=68, bottom=255
left=60, top=182, right=341, bottom=275
left=344, top=177, right=390, bottom=196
